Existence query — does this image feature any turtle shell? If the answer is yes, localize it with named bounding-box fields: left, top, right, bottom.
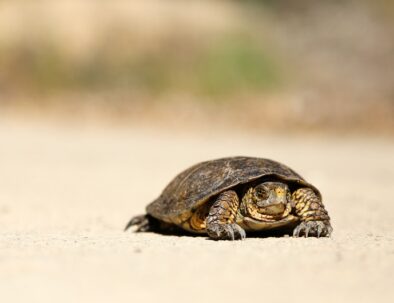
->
left=146, top=156, right=320, bottom=224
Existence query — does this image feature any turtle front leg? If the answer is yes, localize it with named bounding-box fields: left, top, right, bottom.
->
left=206, top=190, right=246, bottom=240
left=291, top=188, right=333, bottom=237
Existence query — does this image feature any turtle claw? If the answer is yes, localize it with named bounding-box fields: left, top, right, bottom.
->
left=124, top=214, right=150, bottom=232
left=316, top=224, right=323, bottom=238
left=233, top=224, right=247, bottom=240
left=293, top=221, right=332, bottom=238
left=208, top=223, right=246, bottom=241
left=304, top=225, right=311, bottom=237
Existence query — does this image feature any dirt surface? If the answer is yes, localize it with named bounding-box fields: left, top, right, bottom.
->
left=0, top=118, right=393, bottom=303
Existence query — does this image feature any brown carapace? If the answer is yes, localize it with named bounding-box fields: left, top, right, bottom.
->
left=125, top=157, right=332, bottom=240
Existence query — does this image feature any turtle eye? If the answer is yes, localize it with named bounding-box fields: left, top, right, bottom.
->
left=255, top=187, right=269, bottom=200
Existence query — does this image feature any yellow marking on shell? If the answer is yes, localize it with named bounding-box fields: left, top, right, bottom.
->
left=172, top=211, right=191, bottom=225
left=181, top=212, right=191, bottom=221
left=189, top=204, right=209, bottom=231
left=182, top=221, right=191, bottom=230
left=171, top=216, right=183, bottom=225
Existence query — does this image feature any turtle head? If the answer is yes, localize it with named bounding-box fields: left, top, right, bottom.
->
left=243, top=182, right=291, bottom=218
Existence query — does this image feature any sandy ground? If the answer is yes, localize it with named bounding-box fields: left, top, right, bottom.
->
left=0, top=118, right=393, bottom=303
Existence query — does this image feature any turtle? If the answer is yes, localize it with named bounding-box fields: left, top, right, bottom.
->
left=125, top=156, right=332, bottom=240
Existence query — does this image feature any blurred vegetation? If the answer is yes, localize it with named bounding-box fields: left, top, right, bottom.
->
left=0, top=35, right=281, bottom=98
left=0, top=1, right=284, bottom=99
left=194, top=37, right=281, bottom=96
left=0, top=0, right=393, bottom=134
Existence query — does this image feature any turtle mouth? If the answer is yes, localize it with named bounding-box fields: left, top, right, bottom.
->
left=244, top=216, right=286, bottom=225
left=258, top=203, right=286, bottom=215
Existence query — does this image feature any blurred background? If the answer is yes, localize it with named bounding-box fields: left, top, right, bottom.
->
left=1, top=0, right=393, bottom=135
left=1, top=2, right=394, bottom=302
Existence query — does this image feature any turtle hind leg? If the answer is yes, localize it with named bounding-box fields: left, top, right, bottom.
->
left=124, top=214, right=155, bottom=232
left=206, top=190, right=246, bottom=240
left=124, top=214, right=181, bottom=234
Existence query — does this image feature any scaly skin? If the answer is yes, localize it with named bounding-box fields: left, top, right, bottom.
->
left=206, top=190, right=246, bottom=240
left=291, top=188, right=332, bottom=237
